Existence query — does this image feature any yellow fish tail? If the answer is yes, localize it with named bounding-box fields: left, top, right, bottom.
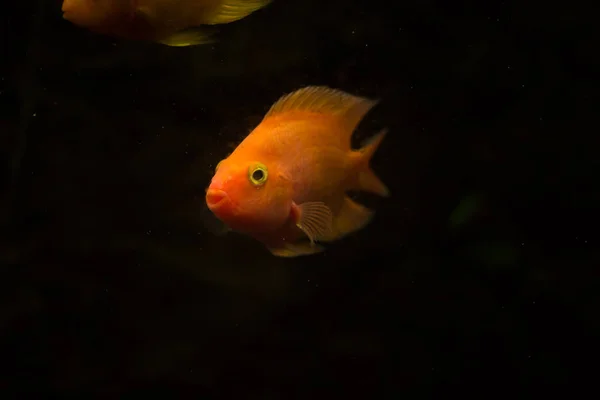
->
left=158, top=28, right=215, bottom=47
left=205, top=0, right=273, bottom=25
left=355, top=128, right=390, bottom=197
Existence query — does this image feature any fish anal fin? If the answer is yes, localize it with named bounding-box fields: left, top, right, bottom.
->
left=157, top=28, right=215, bottom=47
left=267, top=242, right=325, bottom=258
left=204, top=0, right=272, bottom=25
left=321, top=196, right=374, bottom=242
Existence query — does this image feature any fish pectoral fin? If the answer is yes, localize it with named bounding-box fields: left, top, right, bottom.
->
left=204, top=0, right=272, bottom=25
left=322, top=196, right=374, bottom=242
left=158, top=28, right=215, bottom=47
left=268, top=242, right=325, bottom=258
left=293, top=201, right=333, bottom=244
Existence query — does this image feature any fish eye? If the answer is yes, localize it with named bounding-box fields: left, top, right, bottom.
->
left=252, top=169, right=264, bottom=181
left=248, top=163, right=268, bottom=186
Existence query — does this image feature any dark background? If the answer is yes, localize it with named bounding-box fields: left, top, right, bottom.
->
left=1, top=0, right=598, bottom=395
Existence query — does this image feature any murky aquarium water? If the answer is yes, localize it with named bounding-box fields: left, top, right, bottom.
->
left=0, top=0, right=596, bottom=395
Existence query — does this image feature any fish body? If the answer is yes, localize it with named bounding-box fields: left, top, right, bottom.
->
left=61, top=0, right=272, bottom=46
left=205, top=86, right=390, bottom=258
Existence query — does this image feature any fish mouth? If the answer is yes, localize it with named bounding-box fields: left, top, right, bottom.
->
left=61, top=2, right=71, bottom=14
left=205, top=189, right=229, bottom=209
left=61, top=9, right=75, bottom=21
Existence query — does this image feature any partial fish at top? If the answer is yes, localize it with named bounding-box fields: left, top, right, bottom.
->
left=61, top=0, right=273, bottom=47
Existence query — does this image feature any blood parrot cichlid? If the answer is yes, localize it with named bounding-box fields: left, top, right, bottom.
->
left=61, top=0, right=272, bottom=47
left=205, top=86, right=390, bottom=258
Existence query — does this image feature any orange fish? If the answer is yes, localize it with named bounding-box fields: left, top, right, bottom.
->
left=61, top=0, right=272, bottom=47
left=205, top=86, right=390, bottom=257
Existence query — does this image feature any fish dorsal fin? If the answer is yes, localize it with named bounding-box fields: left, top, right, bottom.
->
left=264, top=86, right=379, bottom=134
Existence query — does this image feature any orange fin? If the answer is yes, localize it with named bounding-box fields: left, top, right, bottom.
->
left=355, top=128, right=390, bottom=197
left=292, top=201, right=333, bottom=244
left=264, top=86, right=378, bottom=143
left=132, top=5, right=215, bottom=47
left=157, top=28, right=215, bottom=47
left=267, top=242, right=325, bottom=258
left=204, top=0, right=273, bottom=25
left=321, top=196, right=374, bottom=242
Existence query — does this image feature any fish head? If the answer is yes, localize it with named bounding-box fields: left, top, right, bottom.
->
left=61, top=0, right=123, bottom=27
left=206, top=158, right=292, bottom=233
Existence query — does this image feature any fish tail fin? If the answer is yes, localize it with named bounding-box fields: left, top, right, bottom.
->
left=158, top=28, right=216, bottom=47
left=204, top=0, right=273, bottom=25
left=354, top=128, right=390, bottom=197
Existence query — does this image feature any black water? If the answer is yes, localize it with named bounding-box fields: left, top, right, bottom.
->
left=1, top=0, right=597, bottom=395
